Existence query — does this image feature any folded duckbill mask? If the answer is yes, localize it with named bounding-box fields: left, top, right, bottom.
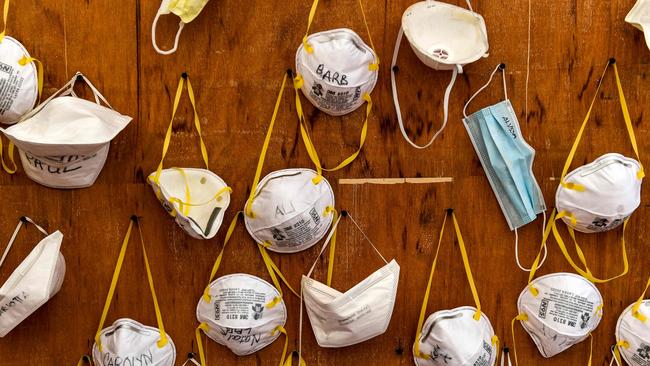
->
left=391, top=0, right=489, bottom=149
left=148, top=74, right=231, bottom=240
left=626, top=0, right=650, bottom=51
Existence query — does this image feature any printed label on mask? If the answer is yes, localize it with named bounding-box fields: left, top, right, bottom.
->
left=309, top=78, right=362, bottom=114
left=102, top=350, right=154, bottom=366
left=267, top=207, right=325, bottom=249
left=338, top=305, right=371, bottom=326
left=23, top=152, right=97, bottom=175
left=631, top=343, right=650, bottom=365
left=473, top=341, right=493, bottom=366
left=0, top=63, right=25, bottom=117
left=429, top=344, right=454, bottom=363
left=220, top=328, right=262, bottom=348
left=586, top=216, right=626, bottom=232
left=0, top=291, right=28, bottom=317
left=213, top=287, right=266, bottom=322
left=537, top=287, right=596, bottom=330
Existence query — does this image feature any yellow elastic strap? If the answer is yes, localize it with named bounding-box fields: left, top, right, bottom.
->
left=196, top=322, right=210, bottom=366
left=527, top=209, right=557, bottom=296
left=0, top=135, right=16, bottom=174
left=258, top=244, right=300, bottom=299
left=294, top=83, right=371, bottom=173
left=18, top=56, right=43, bottom=101
left=94, top=217, right=168, bottom=351
left=153, top=74, right=209, bottom=183
left=614, top=340, right=630, bottom=366
left=492, top=335, right=500, bottom=366
left=245, top=73, right=288, bottom=218
left=451, top=212, right=482, bottom=320
left=632, top=274, right=650, bottom=322
left=511, top=313, right=529, bottom=366
left=283, top=351, right=308, bottom=366
left=413, top=211, right=447, bottom=360
left=614, top=63, right=645, bottom=179
left=168, top=167, right=192, bottom=216
left=587, top=333, right=593, bottom=366
left=202, top=212, right=241, bottom=303
left=274, top=325, right=289, bottom=366
left=170, top=185, right=232, bottom=212
left=358, top=0, right=380, bottom=69
left=301, top=0, right=319, bottom=53
left=556, top=210, right=577, bottom=227
left=76, top=356, right=91, bottom=366
left=325, top=207, right=338, bottom=287
left=0, top=0, right=8, bottom=42
left=552, top=215, right=629, bottom=283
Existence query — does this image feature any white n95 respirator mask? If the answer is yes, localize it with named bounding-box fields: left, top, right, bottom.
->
left=88, top=217, right=176, bottom=366
left=0, top=217, right=65, bottom=338
left=148, top=73, right=231, bottom=240
left=152, top=0, right=210, bottom=55
left=300, top=211, right=400, bottom=350
left=610, top=275, right=650, bottom=366
left=1, top=72, right=132, bottom=189
left=413, top=210, right=498, bottom=366
left=392, top=0, right=489, bottom=149
left=626, top=0, right=650, bottom=51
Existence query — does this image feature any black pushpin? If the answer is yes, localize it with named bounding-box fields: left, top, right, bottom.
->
left=187, top=352, right=196, bottom=359
left=446, top=208, right=454, bottom=214
left=181, top=72, right=188, bottom=79
left=503, top=345, right=510, bottom=353
left=392, top=65, right=399, bottom=73
left=341, top=210, right=348, bottom=217
left=19, top=216, right=28, bottom=223
left=76, top=73, right=84, bottom=82
left=287, top=69, right=294, bottom=78
left=82, top=355, right=91, bottom=364
left=130, top=214, right=139, bottom=222
left=609, top=58, right=616, bottom=65
left=499, top=63, right=506, bottom=70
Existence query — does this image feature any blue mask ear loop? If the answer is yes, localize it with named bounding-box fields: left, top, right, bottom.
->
left=462, top=63, right=508, bottom=118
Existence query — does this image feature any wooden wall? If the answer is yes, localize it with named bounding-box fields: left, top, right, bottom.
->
left=0, top=0, right=648, bottom=364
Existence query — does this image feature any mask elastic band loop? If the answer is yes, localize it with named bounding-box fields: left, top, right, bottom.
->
left=76, top=355, right=92, bottom=366
left=552, top=213, right=629, bottom=283
left=613, top=62, right=645, bottom=179
left=0, top=0, right=9, bottom=42
left=492, top=336, right=500, bottom=366
left=463, top=63, right=508, bottom=118
left=18, top=56, right=43, bottom=102
left=195, top=323, right=210, bottom=366
left=511, top=313, right=528, bottom=366
left=151, top=11, right=185, bottom=55
left=358, top=0, right=380, bottom=70
left=301, top=0, right=319, bottom=53
left=0, top=216, right=49, bottom=271
left=391, top=27, right=459, bottom=149
left=413, top=212, right=447, bottom=360
left=274, top=325, right=290, bottom=366
left=526, top=209, right=556, bottom=295
left=587, top=333, right=594, bottom=366
left=201, top=212, right=241, bottom=303
left=514, top=211, right=548, bottom=272
left=612, top=341, right=629, bottom=366
left=325, top=207, right=338, bottom=287
left=284, top=351, right=308, bottom=366
left=0, top=135, right=16, bottom=174
left=245, top=73, right=288, bottom=218
left=153, top=73, right=209, bottom=184
left=258, top=243, right=300, bottom=300
left=450, top=211, right=483, bottom=320
left=181, top=353, right=201, bottom=366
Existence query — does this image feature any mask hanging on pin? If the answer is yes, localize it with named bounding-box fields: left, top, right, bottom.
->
left=195, top=212, right=298, bottom=365
left=152, top=0, right=210, bottom=55
left=611, top=275, right=650, bottom=366
left=292, top=0, right=378, bottom=173
left=552, top=59, right=643, bottom=284
left=300, top=211, right=400, bottom=349
left=626, top=0, right=650, bottom=51
left=244, top=73, right=336, bottom=253
left=1, top=72, right=132, bottom=189
left=0, top=216, right=65, bottom=338
left=511, top=213, right=603, bottom=364
left=413, top=209, right=499, bottom=366
left=391, top=0, right=489, bottom=149
left=86, top=216, right=176, bottom=366
left=147, top=73, right=232, bottom=240
left=463, top=63, right=547, bottom=273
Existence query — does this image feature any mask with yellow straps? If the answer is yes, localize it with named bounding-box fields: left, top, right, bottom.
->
left=148, top=73, right=232, bottom=240
left=195, top=211, right=299, bottom=365
left=86, top=216, right=176, bottom=366
left=413, top=209, right=500, bottom=366
left=611, top=274, right=650, bottom=366
left=552, top=59, right=643, bottom=284
left=292, top=0, right=377, bottom=173
left=511, top=209, right=603, bottom=364
left=243, top=72, right=336, bottom=253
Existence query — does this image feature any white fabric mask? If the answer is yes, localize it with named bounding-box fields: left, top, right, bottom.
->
left=516, top=272, right=603, bottom=358
left=295, top=28, right=378, bottom=116
left=415, top=307, right=497, bottom=366
left=89, top=217, right=175, bottom=366
left=391, top=0, right=489, bottom=149
left=151, top=0, right=210, bottom=55
left=93, top=318, right=177, bottom=366
left=300, top=212, right=400, bottom=349
left=244, top=168, right=335, bottom=253
left=413, top=210, right=499, bottom=366
left=551, top=61, right=644, bottom=284
left=0, top=217, right=64, bottom=337
left=1, top=72, right=132, bottom=188
left=148, top=74, right=231, bottom=240
left=626, top=0, right=650, bottom=51
left=0, top=36, right=40, bottom=125
left=195, top=212, right=295, bottom=365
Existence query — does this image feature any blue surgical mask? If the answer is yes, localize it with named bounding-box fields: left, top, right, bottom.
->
left=463, top=64, right=547, bottom=270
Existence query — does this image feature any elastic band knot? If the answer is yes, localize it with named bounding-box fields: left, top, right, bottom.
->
left=293, top=74, right=304, bottom=89
left=312, top=175, right=323, bottom=184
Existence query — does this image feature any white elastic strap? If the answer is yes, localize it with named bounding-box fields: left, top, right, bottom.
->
left=391, top=27, right=459, bottom=149
left=182, top=356, right=200, bottom=366
left=0, top=217, right=48, bottom=270
left=514, top=211, right=548, bottom=272
left=151, top=12, right=185, bottom=55
left=347, top=213, right=388, bottom=264
left=501, top=348, right=513, bottom=366
left=463, top=63, right=507, bottom=118
left=298, top=285, right=304, bottom=363
left=465, top=0, right=474, bottom=12
left=610, top=346, right=620, bottom=366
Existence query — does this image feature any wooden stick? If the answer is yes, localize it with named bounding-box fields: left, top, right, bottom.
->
left=338, top=177, right=453, bottom=185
